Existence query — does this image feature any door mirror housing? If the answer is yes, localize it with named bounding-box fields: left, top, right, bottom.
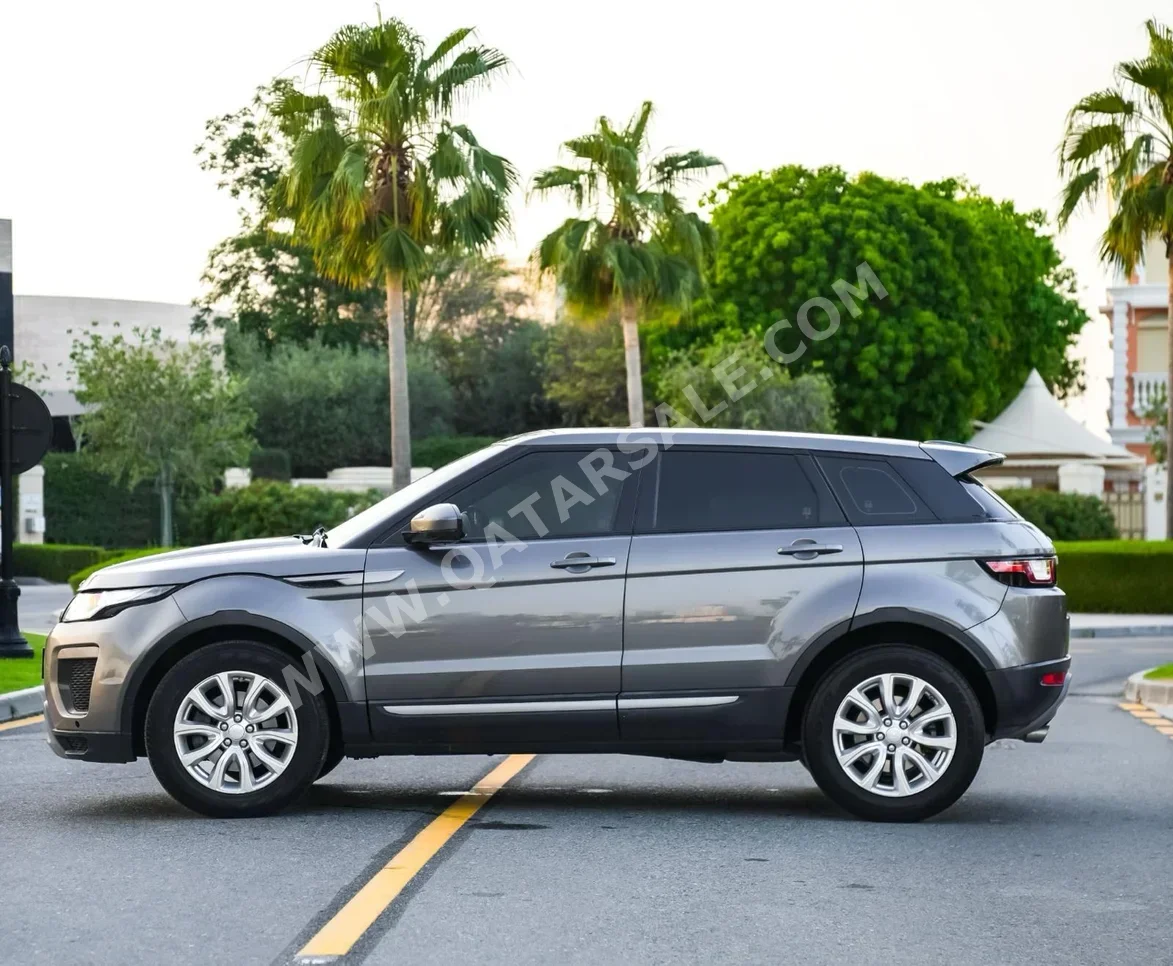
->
left=405, top=503, right=464, bottom=545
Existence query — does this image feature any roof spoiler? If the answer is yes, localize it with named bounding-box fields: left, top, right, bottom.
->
left=920, top=441, right=1004, bottom=477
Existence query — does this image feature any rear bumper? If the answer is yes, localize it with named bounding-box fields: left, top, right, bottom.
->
left=986, top=656, right=1071, bottom=740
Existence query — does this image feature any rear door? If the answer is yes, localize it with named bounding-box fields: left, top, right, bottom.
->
left=620, top=447, right=863, bottom=741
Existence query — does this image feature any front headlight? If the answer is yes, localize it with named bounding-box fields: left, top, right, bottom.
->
left=61, top=586, right=176, bottom=623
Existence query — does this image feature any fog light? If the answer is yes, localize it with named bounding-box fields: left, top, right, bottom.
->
left=1039, top=670, right=1068, bottom=687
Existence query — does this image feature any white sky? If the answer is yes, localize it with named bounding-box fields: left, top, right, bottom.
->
left=0, top=0, right=1154, bottom=435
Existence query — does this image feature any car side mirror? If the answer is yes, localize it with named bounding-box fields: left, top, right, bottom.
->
left=404, top=503, right=464, bottom=545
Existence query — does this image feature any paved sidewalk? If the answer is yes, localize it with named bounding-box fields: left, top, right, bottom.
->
left=1070, top=613, right=1173, bottom=638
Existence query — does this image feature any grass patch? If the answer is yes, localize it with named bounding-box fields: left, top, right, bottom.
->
left=0, top=632, right=46, bottom=694
left=1144, top=663, right=1173, bottom=680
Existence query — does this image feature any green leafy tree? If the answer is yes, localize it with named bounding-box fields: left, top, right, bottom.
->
left=1059, top=17, right=1173, bottom=534
left=532, top=101, right=721, bottom=426
left=706, top=166, right=1088, bottom=441
left=542, top=320, right=629, bottom=426
left=235, top=335, right=454, bottom=477
left=194, top=81, right=385, bottom=350
left=276, top=17, right=515, bottom=490
left=70, top=328, right=255, bottom=546
left=653, top=334, right=837, bottom=433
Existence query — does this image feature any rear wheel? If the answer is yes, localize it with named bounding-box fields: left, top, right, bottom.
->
left=145, top=641, right=329, bottom=818
left=801, top=645, right=984, bottom=822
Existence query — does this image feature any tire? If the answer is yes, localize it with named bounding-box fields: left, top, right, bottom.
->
left=145, top=640, right=329, bottom=818
left=316, top=743, right=346, bottom=781
left=801, top=645, right=985, bottom=822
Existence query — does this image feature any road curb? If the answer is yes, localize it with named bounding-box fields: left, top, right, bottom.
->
left=1070, top=625, right=1173, bottom=639
left=1123, top=670, right=1173, bottom=714
left=0, top=685, right=44, bottom=723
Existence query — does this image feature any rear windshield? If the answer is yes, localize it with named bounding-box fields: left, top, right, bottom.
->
left=958, top=476, right=1020, bottom=522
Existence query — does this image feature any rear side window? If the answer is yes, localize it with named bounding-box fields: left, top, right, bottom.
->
left=959, top=476, right=1019, bottom=521
left=816, top=456, right=937, bottom=525
left=644, top=450, right=844, bottom=533
left=890, top=457, right=988, bottom=523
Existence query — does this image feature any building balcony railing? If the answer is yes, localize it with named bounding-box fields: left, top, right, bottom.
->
left=1132, top=371, right=1169, bottom=417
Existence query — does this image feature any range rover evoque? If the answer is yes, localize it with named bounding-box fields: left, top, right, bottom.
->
left=43, top=429, right=1070, bottom=822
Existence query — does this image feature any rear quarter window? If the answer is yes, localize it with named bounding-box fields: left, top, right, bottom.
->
left=816, top=455, right=937, bottom=525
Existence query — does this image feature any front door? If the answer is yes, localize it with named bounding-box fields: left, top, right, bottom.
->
left=363, top=447, right=639, bottom=747
left=621, top=448, right=864, bottom=742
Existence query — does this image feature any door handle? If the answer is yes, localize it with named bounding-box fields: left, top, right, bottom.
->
left=551, top=555, right=617, bottom=570
left=777, top=543, right=843, bottom=557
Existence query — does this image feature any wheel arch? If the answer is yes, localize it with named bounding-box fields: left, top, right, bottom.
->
left=123, top=612, right=363, bottom=757
left=783, top=615, right=998, bottom=749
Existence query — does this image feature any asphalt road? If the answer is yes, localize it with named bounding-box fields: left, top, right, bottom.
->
left=2, top=636, right=1172, bottom=966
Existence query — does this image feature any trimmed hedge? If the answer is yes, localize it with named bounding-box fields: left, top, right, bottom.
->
left=14, top=544, right=108, bottom=584
left=43, top=452, right=160, bottom=547
left=997, top=488, right=1118, bottom=541
left=68, top=547, right=174, bottom=591
left=186, top=481, right=382, bottom=544
left=413, top=435, right=497, bottom=469
left=1054, top=540, right=1173, bottom=614
left=250, top=447, right=292, bottom=482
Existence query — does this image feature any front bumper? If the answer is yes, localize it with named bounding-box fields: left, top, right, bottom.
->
left=987, top=656, right=1071, bottom=740
left=42, top=595, right=189, bottom=759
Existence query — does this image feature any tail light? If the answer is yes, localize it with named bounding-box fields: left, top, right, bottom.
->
left=980, top=556, right=1057, bottom=588
left=1039, top=670, right=1068, bottom=687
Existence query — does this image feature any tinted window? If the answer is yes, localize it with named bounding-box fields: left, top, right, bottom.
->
left=448, top=450, right=632, bottom=541
left=892, top=457, right=987, bottom=523
left=648, top=450, right=843, bottom=533
left=959, top=476, right=1019, bottom=521
left=817, top=455, right=936, bottom=525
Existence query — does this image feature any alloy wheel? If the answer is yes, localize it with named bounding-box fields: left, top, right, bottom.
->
left=831, top=672, right=957, bottom=798
left=172, top=670, right=299, bottom=795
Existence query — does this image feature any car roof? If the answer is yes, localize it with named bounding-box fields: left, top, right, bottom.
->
left=498, top=427, right=932, bottom=459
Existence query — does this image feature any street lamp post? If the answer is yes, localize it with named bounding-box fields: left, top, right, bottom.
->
left=0, top=344, right=30, bottom=656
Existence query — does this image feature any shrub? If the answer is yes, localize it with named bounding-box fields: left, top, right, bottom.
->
left=653, top=332, right=837, bottom=432
left=13, top=544, right=107, bottom=584
left=1053, top=540, right=1173, bottom=613
left=241, top=338, right=454, bottom=476
left=997, top=489, right=1118, bottom=541
left=68, top=547, right=174, bottom=591
left=185, top=481, right=382, bottom=544
left=413, top=435, right=497, bottom=468
left=249, top=447, right=291, bottom=482
left=43, top=452, right=159, bottom=547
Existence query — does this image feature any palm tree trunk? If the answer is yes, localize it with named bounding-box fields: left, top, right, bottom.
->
left=159, top=464, right=173, bottom=548
left=1166, top=254, right=1173, bottom=539
left=620, top=298, right=644, bottom=427
left=386, top=270, right=412, bottom=492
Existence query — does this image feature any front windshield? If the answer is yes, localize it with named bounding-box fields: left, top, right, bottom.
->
left=326, top=444, right=505, bottom=547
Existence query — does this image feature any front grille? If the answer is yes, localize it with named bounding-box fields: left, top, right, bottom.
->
left=59, top=657, right=97, bottom=713
left=57, top=735, right=88, bottom=754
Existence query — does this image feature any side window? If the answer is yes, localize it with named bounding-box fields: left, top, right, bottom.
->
left=816, top=455, right=937, bottom=525
left=891, top=457, right=988, bottom=523
left=447, top=450, right=633, bottom=541
left=645, top=450, right=844, bottom=533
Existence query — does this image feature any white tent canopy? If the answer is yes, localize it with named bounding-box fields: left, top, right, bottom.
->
left=969, top=370, right=1142, bottom=466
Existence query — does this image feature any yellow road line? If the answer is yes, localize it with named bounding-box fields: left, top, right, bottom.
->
left=1118, top=703, right=1148, bottom=711
left=297, top=753, right=535, bottom=960
left=0, top=714, right=43, bottom=733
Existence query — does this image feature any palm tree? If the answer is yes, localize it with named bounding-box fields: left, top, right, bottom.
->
left=1059, top=17, right=1173, bottom=538
left=532, top=102, right=721, bottom=426
left=276, top=18, right=515, bottom=490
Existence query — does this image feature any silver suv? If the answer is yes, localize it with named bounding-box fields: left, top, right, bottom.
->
left=43, top=429, right=1070, bottom=822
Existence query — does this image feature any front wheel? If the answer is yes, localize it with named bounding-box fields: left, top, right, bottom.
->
left=145, top=641, right=329, bottom=818
left=801, top=645, right=985, bottom=822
